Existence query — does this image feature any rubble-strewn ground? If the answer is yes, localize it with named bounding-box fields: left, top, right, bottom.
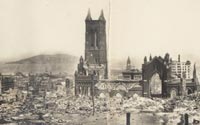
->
left=39, top=93, right=200, bottom=124
left=41, top=94, right=164, bottom=125
left=2, top=91, right=200, bottom=125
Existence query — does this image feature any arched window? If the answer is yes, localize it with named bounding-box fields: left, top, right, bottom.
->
left=150, top=73, right=162, bottom=95
left=170, top=88, right=177, bottom=99
left=186, top=88, right=193, bottom=95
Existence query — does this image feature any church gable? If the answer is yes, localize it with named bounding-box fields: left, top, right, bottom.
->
left=142, top=55, right=170, bottom=81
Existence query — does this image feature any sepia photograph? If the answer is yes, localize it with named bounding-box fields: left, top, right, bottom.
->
left=0, top=0, right=200, bottom=125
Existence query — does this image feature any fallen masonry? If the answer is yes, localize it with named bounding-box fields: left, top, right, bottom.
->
left=2, top=92, right=200, bottom=125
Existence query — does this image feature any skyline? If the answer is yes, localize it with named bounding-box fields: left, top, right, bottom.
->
left=1, top=0, right=200, bottom=64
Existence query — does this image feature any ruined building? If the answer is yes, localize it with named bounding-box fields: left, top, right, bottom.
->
left=122, top=57, right=142, bottom=80
left=75, top=9, right=108, bottom=96
left=142, top=53, right=199, bottom=98
left=1, top=75, right=15, bottom=94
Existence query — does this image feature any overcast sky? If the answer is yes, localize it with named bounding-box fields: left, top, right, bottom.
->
left=0, top=0, right=200, bottom=64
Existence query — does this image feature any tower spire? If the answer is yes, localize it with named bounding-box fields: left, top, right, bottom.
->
left=178, top=54, right=180, bottom=62
left=149, top=54, right=152, bottom=61
left=86, top=8, right=92, bottom=21
left=80, top=56, right=84, bottom=63
left=193, top=63, right=197, bottom=79
left=99, top=9, right=105, bottom=21
left=144, top=56, right=147, bottom=64
left=126, top=56, right=131, bottom=70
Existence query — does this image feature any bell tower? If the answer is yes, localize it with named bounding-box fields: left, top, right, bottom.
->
left=85, top=9, right=108, bottom=79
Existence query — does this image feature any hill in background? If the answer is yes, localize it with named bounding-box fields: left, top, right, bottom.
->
left=0, top=54, right=78, bottom=75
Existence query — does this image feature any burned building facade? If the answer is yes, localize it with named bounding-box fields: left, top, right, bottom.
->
left=75, top=9, right=108, bottom=96
left=95, top=57, right=144, bottom=98
left=0, top=75, right=15, bottom=94
left=142, top=53, right=199, bottom=98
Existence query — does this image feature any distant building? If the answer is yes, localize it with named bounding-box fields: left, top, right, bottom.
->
left=75, top=9, right=108, bottom=96
left=15, top=72, right=29, bottom=91
left=169, top=55, right=191, bottom=79
left=1, top=75, right=15, bottom=93
left=28, top=73, right=66, bottom=96
left=122, top=57, right=142, bottom=80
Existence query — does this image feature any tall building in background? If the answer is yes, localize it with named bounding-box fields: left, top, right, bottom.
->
left=170, top=55, right=191, bottom=79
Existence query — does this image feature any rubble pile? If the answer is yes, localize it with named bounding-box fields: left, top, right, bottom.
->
left=45, top=93, right=200, bottom=124
left=20, top=90, right=200, bottom=124
left=122, top=94, right=164, bottom=112
left=46, top=96, right=108, bottom=114
left=172, top=96, right=200, bottom=123
left=45, top=94, right=167, bottom=115
left=95, top=98, right=109, bottom=112
left=67, top=96, right=93, bottom=113
left=156, top=94, right=200, bottom=124
left=0, top=103, right=21, bottom=116
left=0, top=89, right=25, bottom=122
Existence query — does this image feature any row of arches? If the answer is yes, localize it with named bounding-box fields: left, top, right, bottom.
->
left=170, top=87, right=193, bottom=98
left=76, top=86, right=91, bottom=96
left=149, top=72, right=194, bottom=98
left=150, top=73, right=162, bottom=95
left=98, top=88, right=194, bottom=99
left=95, top=82, right=141, bottom=91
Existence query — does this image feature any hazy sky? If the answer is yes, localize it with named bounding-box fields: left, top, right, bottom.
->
left=1, top=0, right=200, bottom=63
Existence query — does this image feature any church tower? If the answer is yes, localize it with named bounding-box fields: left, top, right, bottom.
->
left=85, top=9, right=108, bottom=79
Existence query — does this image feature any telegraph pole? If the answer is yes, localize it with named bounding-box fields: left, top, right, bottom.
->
left=91, top=73, right=95, bottom=116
